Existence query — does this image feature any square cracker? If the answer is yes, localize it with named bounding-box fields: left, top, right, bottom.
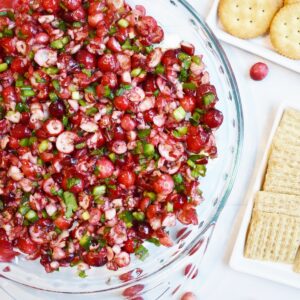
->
left=254, top=191, right=300, bottom=218
left=293, top=247, right=300, bottom=273
left=244, top=211, right=300, bottom=263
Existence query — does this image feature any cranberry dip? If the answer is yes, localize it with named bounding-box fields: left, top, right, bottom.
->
left=0, top=0, right=223, bottom=275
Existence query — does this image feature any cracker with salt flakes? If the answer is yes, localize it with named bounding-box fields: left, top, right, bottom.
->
left=284, top=0, right=300, bottom=5
left=270, top=4, right=300, bottom=59
left=218, top=0, right=283, bottom=39
left=293, top=247, right=300, bottom=272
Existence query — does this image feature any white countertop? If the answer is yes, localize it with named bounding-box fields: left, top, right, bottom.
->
left=1, top=1, right=300, bottom=299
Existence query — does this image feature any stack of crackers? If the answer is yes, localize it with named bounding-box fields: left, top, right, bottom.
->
left=244, top=109, right=300, bottom=273
left=218, top=0, right=300, bottom=59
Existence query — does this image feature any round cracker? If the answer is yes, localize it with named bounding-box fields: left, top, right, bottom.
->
left=270, top=4, right=300, bottom=59
left=284, top=0, right=300, bottom=5
left=218, top=0, right=283, bottom=39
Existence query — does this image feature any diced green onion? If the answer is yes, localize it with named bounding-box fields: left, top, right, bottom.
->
left=153, top=90, right=159, bottom=97
left=93, top=185, right=106, bottom=197
left=108, top=153, right=116, bottom=162
left=86, top=107, right=98, bottom=116
left=67, top=177, right=81, bottom=189
left=19, top=138, right=29, bottom=147
left=82, top=69, right=92, bottom=77
left=173, top=106, right=186, bottom=122
left=147, top=238, right=161, bottom=246
left=78, top=99, right=86, bottom=107
left=192, top=56, right=201, bottom=65
left=38, top=140, right=49, bottom=153
left=173, top=126, right=188, bottom=138
left=52, top=80, right=60, bottom=91
left=182, top=82, right=197, bottom=90
left=143, top=191, right=156, bottom=202
left=25, top=210, right=39, bottom=222
left=73, top=22, right=82, bottom=28
left=118, top=18, right=129, bottom=28
left=72, top=91, right=80, bottom=100
left=81, top=211, right=90, bottom=221
left=178, top=52, right=190, bottom=61
left=132, top=211, right=145, bottom=222
left=155, top=64, right=165, bottom=75
left=63, top=191, right=78, bottom=218
left=79, top=234, right=91, bottom=250
left=203, top=93, right=215, bottom=106
left=75, top=142, right=86, bottom=149
left=78, top=270, right=87, bottom=278
left=122, top=39, right=132, bottom=50
left=49, top=92, right=58, bottom=102
left=15, top=102, right=29, bottom=113
left=166, top=202, right=174, bottom=212
left=16, top=76, right=24, bottom=87
left=135, top=245, right=149, bottom=261
left=62, top=116, right=68, bottom=127
left=143, top=143, right=155, bottom=157
left=19, top=205, right=30, bottom=216
left=145, top=45, right=154, bottom=54
left=187, top=159, right=196, bottom=168
left=50, top=39, right=64, bottom=49
left=22, top=89, right=35, bottom=97
left=131, top=67, right=142, bottom=77
left=191, top=164, right=207, bottom=178
left=119, top=210, right=133, bottom=228
left=43, top=67, right=59, bottom=75
left=173, top=173, right=183, bottom=184
left=108, top=25, right=117, bottom=35
left=0, top=63, right=8, bottom=73
left=138, top=128, right=151, bottom=139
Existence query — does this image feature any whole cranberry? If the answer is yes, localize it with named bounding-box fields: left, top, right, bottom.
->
left=250, top=62, right=269, bottom=81
left=114, top=96, right=130, bottom=111
left=11, top=124, right=31, bottom=139
left=76, top=50, right=97, bottom=69
left=180, top=95, right=196, bottom=112
left=136, top=223, right=152, bottom=239
left=121, top=114, right=136, bottom=131
left=49, top=100, right=66, bottom=118
left=62, top=0, right=82, bottom=11
left=118, top=170, right=136, bottom=188
left=97, top=54, right=118, bottom=72
left=203, top=109, right=223, bottom=129
left=10, top=57, right=28, bottom=74
left=96, top=157, right=115, bottom=179
left=41, top=0, right=59, bottom=13
left=153, top=174, right=174, bottom=195
left=186, top=128, right=208, bottom=153
left=83, top=250, right=107, bottom=267
left=2, top=86, right=17, bottom=103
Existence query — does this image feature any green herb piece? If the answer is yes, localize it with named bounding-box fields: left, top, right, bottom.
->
left=73, top=22, right=82, bottom=28
left=147, top=238, right=161, bottom=246
left=192, top=56, right=201, bottom=65
left=132, top=211, right=145, bottom=222
left=52, top=80, right=60, bottom=91
left=67, top=178, right=81, bottom=189
left=104, top=86, right=114, bottom=100
left=137, top=129, right=151, bottom=139
left=143, top=191, right=156, bottom=202
left=131, top=67, right=142, bottom=77
left=182, top=82, right=197, bottom=90
left=178, top=52, right=190, bottom=61
left=179, top=68, right=188, bottom=82
left=81, top=211, right=90, bottom=221
left=62, top=115, right=68, bottom=127
left=15, top=102, right=29, bottom=113
left=18, top=204, right=30, bottom=216
left=15, top=76, right=24, bottom=87
left=49, top=92, right=58, bottom=102
left=187, top=159, right=196, bottom=168
left=173, top=106, right=186, bottom=122
left=191, top=164, right=207, bottom=178
left=122, top=39, right=132, bottom=50
left=82, top=69, right=92, bottom=77
left=43, top=67, right=59, bottom=75
left=108, top=152, right=116, bottom=162
left=135, top=245, right=149, bottom=261
left=203, top=93, right=215, bottom=106
left=145, top=45, right=154, bottom=54
left=79, top=234, right=91, bottom=250
left=153, top=89, right=159, bottom=97
left=108, top=25, right=117, bottom=35
left=63, top=192, right=78, bottom=218
left=91, top=148, right=105, bottom=156
left=85, top=85, right=96, bottom=95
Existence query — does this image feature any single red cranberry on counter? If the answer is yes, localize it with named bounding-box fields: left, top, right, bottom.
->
left=250, top=62, right=269, bottom=81
left=181, top=292, right=197, bottom=300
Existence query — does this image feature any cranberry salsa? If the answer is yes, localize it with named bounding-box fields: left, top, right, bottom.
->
left=0, top=0, right=223, bottom=275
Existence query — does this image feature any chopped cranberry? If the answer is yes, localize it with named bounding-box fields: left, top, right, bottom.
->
left=54, top=216, right=72, bottom=230
left=62, top=0, right=82, bottom=11
left=136, top=223, right=152, bottom=239
left=118, top=170, right=136, bottom=188
left=203, top=109, right=223, bottom=129
left=153, top=174, right=174, bottom=195
left=17, top=237, right=39, bottom=255
left=10, top=57, right=28, bottom=74
left=114, top=96, right=130, bottom=111
left=186, top=128, right=208, bottom=153
left=41, top=0, right=59, bottom=13
left=180, top=95, right=196, bottom=112
left=98, top=54, right=118, bottom=72
left=101, top=72, right=118, bottom=88
left=11, top=124, right=31, bottom=139
left=76, top=50, right=97, bottom=69
left=123, top=239, right=135, bottom=253
left=49, top=100, right=66, bottom=118
left=250, top=62, right=269, bottom=81
left=121, top=114, right=136, bottom=131
left=83, top=250, right=107, bottom=267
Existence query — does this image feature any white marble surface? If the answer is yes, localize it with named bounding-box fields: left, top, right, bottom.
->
left=1, top=1, right=300, bottom=299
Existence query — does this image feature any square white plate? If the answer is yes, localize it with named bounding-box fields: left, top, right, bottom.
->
left=229, top=103, right=300, bottom=289
left=206, top=0, right=300, bottom=73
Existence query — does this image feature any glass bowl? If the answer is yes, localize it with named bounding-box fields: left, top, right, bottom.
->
left=0, top=0, right=244, bottom=298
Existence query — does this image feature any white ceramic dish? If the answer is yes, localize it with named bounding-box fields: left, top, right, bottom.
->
left=229, top=103, right=300, bottom=289
left=206, top=0, right=300, bottom=73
